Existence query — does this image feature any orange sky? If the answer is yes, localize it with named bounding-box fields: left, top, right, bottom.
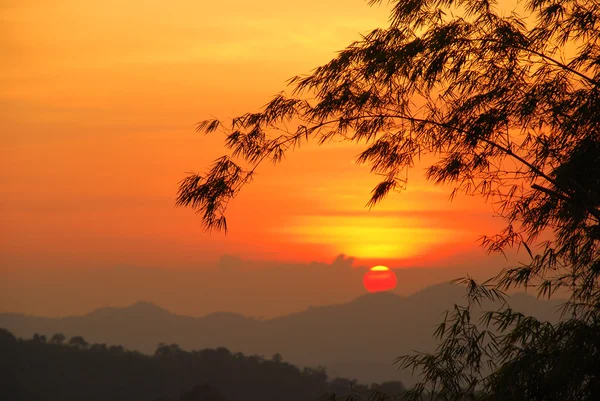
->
left=1, top=0, right=522, bottom=315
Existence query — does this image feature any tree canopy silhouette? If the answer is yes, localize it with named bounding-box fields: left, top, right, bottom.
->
left=177, top=0, right=599, bottom=399
left=0, top=330, right=404, bottom=401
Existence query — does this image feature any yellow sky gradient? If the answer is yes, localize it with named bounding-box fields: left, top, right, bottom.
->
left=1, top=0, right=510, bottom=278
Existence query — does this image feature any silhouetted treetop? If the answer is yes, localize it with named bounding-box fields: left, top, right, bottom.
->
left=3, top=329, right=394, bottom=401
left=50, top=333, right=66, bottom=344
left=68, top=335, right=89, bottom=348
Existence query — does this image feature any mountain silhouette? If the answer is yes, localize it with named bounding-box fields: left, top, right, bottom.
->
left=0, top=283, right=562, bottom=384
left=88, top=301, right=171, bottom=317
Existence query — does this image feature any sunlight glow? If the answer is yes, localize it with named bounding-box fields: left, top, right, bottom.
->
left=276, top=215, right=472, bottom=260
left=370, top=265, right=390, bottom=272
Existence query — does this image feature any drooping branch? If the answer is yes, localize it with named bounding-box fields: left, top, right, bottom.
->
left=467, top=38, right=600, bottom=88
left=182, top=108, right=600, bottom=234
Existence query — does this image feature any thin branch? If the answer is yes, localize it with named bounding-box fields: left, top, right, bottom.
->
left=467, top=38, right=600, bottom=88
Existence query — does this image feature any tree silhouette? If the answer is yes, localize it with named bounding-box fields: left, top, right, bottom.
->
left=0, top=328, right=16, bottom=342
left=32, top=333, right=46, bottom=343
left=50, top=333, right=66, bottom=345
left=90, top=343, right=108, bottom=351
left=3, top=330, right=399, bottom=401
left=68, top=335, right=89, bottom=349
left=109, top=344, right=125, bottom=353
left=176, top=0, right=600, bottom=399
left=156, top=343, right=184, bottom=356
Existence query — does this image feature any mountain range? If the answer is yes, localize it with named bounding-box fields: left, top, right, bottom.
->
left=0, top=283, right=563, bottom=385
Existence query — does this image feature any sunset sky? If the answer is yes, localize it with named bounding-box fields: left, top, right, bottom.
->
left=2, top=0, right=520, bottom=317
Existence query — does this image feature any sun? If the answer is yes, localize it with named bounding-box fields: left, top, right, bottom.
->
left=363, top=265, right=397, bottom=293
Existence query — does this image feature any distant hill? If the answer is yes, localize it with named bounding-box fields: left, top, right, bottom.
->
left=0, top=283, right=562, bottom=385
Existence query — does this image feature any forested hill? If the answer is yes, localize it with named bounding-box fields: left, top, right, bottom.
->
left=0, top=328, right=405, bottom=401
left=0, top=283, right=562, bottom=384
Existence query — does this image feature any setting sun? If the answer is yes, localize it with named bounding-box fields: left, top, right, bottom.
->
left=363, top=265, right=397, bottom=293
